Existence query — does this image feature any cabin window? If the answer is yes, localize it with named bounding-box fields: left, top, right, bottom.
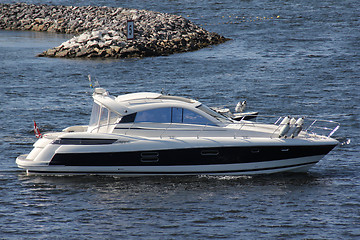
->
left=89, top=103, right=120, bottom=128
left=197, top=105, right=232, bottom=123
left=135, top=107, right=171, bottom=123
left=109, top=111, right=119, bottom=124
left=183, top=109, right=214, bottom=125
left=118, top=107, right=217, bottom=126
left=89, top=103, right=101, bottom=127
left=99, top=106, right=109, bottom=125
left=172, top=107, right=183, bottom=123
left=120, top=113, right=136, bottom=123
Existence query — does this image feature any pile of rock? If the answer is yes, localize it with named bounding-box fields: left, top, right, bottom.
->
left=0, top=3, right=229, bottom=58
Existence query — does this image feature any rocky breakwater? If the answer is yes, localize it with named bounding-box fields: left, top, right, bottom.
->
left=0, top=3, right=229, bottom=58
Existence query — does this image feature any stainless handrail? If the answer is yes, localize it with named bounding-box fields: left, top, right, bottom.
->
left=160, top=123, right=172, bottom=139
left=89, top=123, right=118, bottom=133
left=88, top=115, right=340, bottom=139
left=304, top=119, right=340, bottom=138
left=234, top=121, right=246, bottom=139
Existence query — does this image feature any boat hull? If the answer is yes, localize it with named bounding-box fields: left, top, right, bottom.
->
left=17, top=155, right=324, bottom=176
left=16, top=143, right=336, bottom=176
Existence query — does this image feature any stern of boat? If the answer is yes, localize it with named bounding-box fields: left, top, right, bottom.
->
left=16, top=132, right=63, bottom=172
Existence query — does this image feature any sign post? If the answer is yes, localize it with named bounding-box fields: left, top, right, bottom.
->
left=127, top=20, right=134, bottom=40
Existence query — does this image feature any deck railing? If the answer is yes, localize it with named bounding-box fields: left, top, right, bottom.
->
left=88, top=115, right=340, bottom=140
left=258, top=115, right=341, bottom=139
left=303, top=118, right=340, bottom=138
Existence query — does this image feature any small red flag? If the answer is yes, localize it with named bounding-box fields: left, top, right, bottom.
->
left=33, top=120, right=42, bottom=138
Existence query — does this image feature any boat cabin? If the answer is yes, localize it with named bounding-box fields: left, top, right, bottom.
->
left=87, top=88, right=232, bottom=135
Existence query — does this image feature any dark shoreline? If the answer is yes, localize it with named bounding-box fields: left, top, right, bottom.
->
left=0, top=3, right=229, bottom=58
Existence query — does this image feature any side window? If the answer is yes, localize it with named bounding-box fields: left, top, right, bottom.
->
left=109, top=111, right=120, bottom=124
left=135, top=108, right=171, bottom=123
left=117, top=107, right=216, bottom=126
left=99, top=107, right=109, bottom=125
left=172, top=107, right=183, bottom=123
left=183, top=109, right=214, bottom=125
left=119, top=113, right=136, bottom=123
left=89, top=103, right=101, bottom=127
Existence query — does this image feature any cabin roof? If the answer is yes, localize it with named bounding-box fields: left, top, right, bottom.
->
left=92, top=88, right=201, bottom=116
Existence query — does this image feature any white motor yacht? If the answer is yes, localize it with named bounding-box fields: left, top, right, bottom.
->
left=16, top=88, right=340, bottom=176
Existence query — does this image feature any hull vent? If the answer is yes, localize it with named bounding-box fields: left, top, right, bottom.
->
left=141, top=152, right=159, bottom=162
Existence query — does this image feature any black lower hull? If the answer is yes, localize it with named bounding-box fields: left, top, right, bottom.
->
left=49, top=145, right=336, bottom=167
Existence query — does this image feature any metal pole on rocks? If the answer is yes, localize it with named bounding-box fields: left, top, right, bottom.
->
left=127, top=20, right=134, bottom=40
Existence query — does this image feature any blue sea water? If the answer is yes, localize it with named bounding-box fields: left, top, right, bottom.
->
left=0, top=0, right=359, bottom=239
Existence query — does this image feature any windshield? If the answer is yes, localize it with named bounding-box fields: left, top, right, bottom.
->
left=197, top=104, right=232, bottom=123
left=89, top=103, right=101, bottom=127
left=89, top=103, right=120, bottom=127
